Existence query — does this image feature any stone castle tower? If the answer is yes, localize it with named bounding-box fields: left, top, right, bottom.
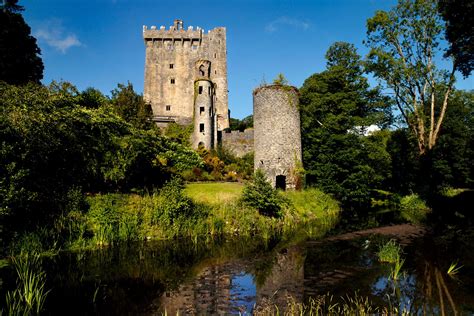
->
left=253, top=85, right=302, bottom=190
left=143, top=19, right=229, bottom=149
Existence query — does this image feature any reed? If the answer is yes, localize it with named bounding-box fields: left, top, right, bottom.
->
left=4, top=253, right=50, bottom=315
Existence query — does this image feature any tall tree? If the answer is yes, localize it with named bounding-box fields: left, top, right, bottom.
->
left=438, top=0, right=474, bottom=78
left=300, top=42, right=391, bottom=209
left=0, top=0, right=44, bottom=85
left=110, top=82, right=153, bottom=130
left=365, top=0, right=456, bottom=155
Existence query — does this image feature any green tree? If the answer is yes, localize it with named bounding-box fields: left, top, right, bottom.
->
left=78, top=87, right=108, bottom=109
left=0, top=81, right=202, bottom=247
left=438, top=0, right=474, bottom=78
left=428, top=89, right=474, bottom=188
left=0, top=0, right=44, bottom=84
left=228, top=115, right=253, bottom=131
left=242, top=169, right=286, bottom=217
left=365, top=0, right=457, bottom=155
left=110, top=82, right=153, bottom=130
left=300, top=42, right=391, bottom=209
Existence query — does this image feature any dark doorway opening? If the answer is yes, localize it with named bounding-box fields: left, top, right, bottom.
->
left=276, top=175, right=286, bottom=190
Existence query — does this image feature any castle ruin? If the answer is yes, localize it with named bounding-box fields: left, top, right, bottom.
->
left=143, top=19, right=229, bottom=149
left=253, top=85, right=302, bottom=190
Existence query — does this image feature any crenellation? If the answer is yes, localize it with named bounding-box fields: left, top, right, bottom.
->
left=143, top=19, right=229, bottom=147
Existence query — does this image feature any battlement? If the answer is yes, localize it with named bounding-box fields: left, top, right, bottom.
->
left=143, top=19, right=224, bottom=41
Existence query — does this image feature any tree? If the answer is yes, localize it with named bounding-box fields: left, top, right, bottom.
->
left=110, top=82, right=153, bottom=130
left=365, top=0, right=456, bottom=155
left=0, top=0, right=44, bottom=84
left=300, top=42, right=392, bottom=209
left=228, top=115, right=253, bottom=131
left=241, top=169, right=286, bottom=217
left=438, top=0, right=474, bottom=78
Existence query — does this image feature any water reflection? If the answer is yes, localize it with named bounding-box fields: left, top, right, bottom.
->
left=2, top=230, right=474, bottom=315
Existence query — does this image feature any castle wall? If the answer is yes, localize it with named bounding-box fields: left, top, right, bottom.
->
left=143, top=21, right=229, bottom=130
left=253, top=85, right=302, bottom=190
left=221, top=129, right=254, bottom=157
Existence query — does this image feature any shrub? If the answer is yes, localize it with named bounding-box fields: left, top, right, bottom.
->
left=241, top=170, right=287, bottom=217
left=399, top=194, right=431, bottom=224
left=154, top=177, right=195, bottom=225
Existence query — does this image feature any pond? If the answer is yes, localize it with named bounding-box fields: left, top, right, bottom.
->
left=1, top=225, right=474, bottom=315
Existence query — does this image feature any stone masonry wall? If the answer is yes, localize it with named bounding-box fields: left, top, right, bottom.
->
left=253, top=85, right=302, bottom=189
left=221, top=129, right=254, bottom=157
left=143, top=20, right=229, bottom=130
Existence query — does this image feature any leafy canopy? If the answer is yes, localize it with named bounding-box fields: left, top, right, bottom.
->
left=300, top=42, right=392, bottom=209
left=0, top=0, right=43, bottom=84
left=365, top=0, right=457, bottom=154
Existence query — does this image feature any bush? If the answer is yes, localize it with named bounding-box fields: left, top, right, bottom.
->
left=241, top=170, right=287, bottom=217
left=399, top=194, right=431, bottom=224
left=154, top=177, right=196, bottom=225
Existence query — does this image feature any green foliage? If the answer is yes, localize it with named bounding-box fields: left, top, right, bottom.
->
left=447, top=261, right=463, bottom=276
left=4, top=253, right=50, bottom=315
left=273, top=73, right=289, bottom=85
left=365, top=0, right=456, bottom=154
left=0, top=81, right=202, bottom=251
left=241, top=170, right=287, bottom=217
left=164, top=123, right=193, bottom=146
left=110, top=82, right=154, bottom=130
left=154, top=178, right=197, bottom=225
left=0, top=1, right=43, bottom=85
left=399, top=194, right=431, bottom=224
left=377, top=239, right=402, bottom=263
left=377, top=239, right=405, bottom=281
left=300, top=42, right=392, bottom=209
left=228, top=115, right=253, bottom=131
left=78, top=87, right=108, bottom=109
left=438, top=0, right=474, bottom=78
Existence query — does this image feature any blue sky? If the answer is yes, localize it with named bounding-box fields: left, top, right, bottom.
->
left=23, top=0, right=473, bottom=119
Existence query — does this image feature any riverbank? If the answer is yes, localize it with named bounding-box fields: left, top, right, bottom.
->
left=8, top=182, right=341, bottom=255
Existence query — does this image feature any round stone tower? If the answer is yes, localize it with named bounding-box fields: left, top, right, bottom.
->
left=253, top=85, right=302, bottom=190
left=193, top=79, right=215, bottom=149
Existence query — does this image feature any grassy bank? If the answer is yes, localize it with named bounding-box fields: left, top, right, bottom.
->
left=8, top=181, right=341, bottom=254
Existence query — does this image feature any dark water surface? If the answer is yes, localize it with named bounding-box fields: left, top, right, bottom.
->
left=2, top=230, right=474, bottom=315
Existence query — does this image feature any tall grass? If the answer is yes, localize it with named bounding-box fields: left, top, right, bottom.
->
left=378, top=239, right=405, bottom=281
left=399, top=194, right=431, bottom=224
left=253, top=293, right=410, bottom=315
left=377, top=239, right=402, bottom=263
left=4, top=253, right=50, bottom=315
left=8, top=182, right=341, bottom=253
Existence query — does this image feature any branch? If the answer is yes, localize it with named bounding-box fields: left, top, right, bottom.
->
left=431, top=66, right=456, bottom=149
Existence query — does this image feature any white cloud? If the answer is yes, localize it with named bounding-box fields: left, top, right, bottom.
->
left=34, top=19, right=82, bottom=53
left=265, top=17, right=310, bottom=33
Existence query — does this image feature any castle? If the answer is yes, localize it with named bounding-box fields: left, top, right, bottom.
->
left=143, top=19, right=229, bottom=149
left=143, top=20, right=302, bottom=190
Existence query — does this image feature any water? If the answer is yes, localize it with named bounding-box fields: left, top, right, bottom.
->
left=1, top=229, right=474, bottom=315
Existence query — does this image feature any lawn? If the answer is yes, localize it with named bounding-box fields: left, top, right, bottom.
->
left=184, top=182, right=244, bottom=206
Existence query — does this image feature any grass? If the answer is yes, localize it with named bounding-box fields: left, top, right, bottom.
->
left=3, top=253, right=50, bottom=315
left=440, top=187, right=469, bottom=198
left=5, top=182, right=341, bottom=254
left=399, top=194, right=431, bottom=224
left=377, top=239, right=405, bottom=281
left=283, top=188, right=340, bottom=220
left=447, top=261, right=463, bottom=275
left=253, top=293, right=410, bottom=315
left=377, top=239, right=402, bottom=263
left=184, top=182, right=243, bottom=206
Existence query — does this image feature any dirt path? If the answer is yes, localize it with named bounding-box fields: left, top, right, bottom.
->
left=308, top=223, right=427, bottom=246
